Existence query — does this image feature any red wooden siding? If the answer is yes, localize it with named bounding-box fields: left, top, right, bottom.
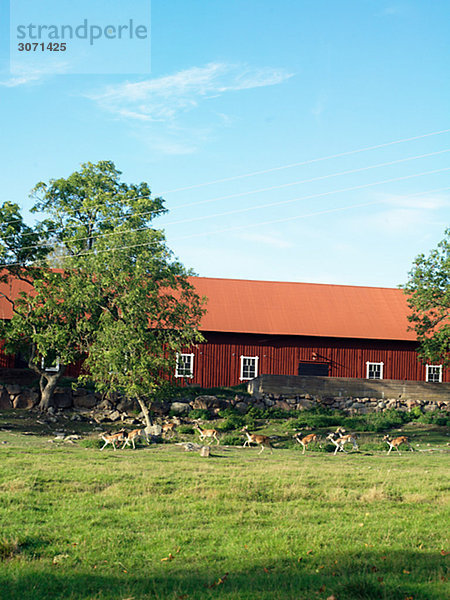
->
left=183, top=332, right=449, bottom=388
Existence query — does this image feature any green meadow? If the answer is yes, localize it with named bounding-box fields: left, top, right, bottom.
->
left=0, top=419, right=448, bottom=600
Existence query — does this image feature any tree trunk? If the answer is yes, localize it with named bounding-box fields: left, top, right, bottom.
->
left=38, top=371, right=62, bottom=411
left=27, top=349, right=64, bottom=412
left=136, top=397, right=153, bottom=432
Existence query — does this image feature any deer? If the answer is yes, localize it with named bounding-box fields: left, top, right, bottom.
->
left=100, top=430, right=128, bottom=451
left=326, top=432, right=358, bottom=455
left=293, top=432, right=319, bottom=454
left=121, top=428, right=150, bottom=450
left=241, top=426, right=274, bottom=454
left=194, top=422, right=220, bottom=445
left=161, top=422, right=176, bottom=439
left=383, top=434, right=414, bottom=455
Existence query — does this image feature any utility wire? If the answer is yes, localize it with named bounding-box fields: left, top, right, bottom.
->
left=160, top=128, right=450, bottom=194
left=13, top=148, right=450, bottom=241
left=1, top=127, right=450, bottom=227
left=2, top=180, right=449, bottom=268
left=11, top=166, right=450, bottom=253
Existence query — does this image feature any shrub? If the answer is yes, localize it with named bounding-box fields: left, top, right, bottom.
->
left=291, top=413, right=340, bottom=429
left=177, top=425, right=194, bottom=434
left=188, top=408, right=210, bottom=420
left=216, top=414, right=245, bottom=432
left=267, top=407, right=298, bottom=419
left=246, top=406, right=270, bottom=419
left=417, top=412, right=450, bottom=426
left=220, top=433, right=243, bottom=446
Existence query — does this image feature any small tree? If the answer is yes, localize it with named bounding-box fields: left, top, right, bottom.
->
left=402, top=229, right=450, bottom=366
left=0, top=161, right=205, bottom=413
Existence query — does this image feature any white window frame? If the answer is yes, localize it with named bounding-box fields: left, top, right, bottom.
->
left=175, top=353, right=194, bottom=378
left=240, top=355, right=259, bottom=381
left=426, top=364, right=442, bottom=383
left=41, top=357, right=60, bottom=373
left=366, top=361, right=384, bottom=380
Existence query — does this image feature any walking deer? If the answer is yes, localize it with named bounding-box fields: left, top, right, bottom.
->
left=121, top=428, right=150, bottom=450
left=100, top=430, right=128, bottom=451
left=326, top=432, right=358, bottom=455
left=194, top=423, right=220, bottom=445
left=383, top=434, right=414, bottom=455
left=162, top=422, right=176, bottom=439
left=293, top=432, right=319, bottom=454
left=241, top=426, right=274, bottom=454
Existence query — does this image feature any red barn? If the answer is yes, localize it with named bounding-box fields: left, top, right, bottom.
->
left=175, top=277, right=449, bottom=387
left=0, top=274, right=448, bottom=385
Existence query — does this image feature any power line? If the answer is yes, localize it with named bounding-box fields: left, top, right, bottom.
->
left=2, top=126, right=450, bottom=227
left=11, top=166, right=450, bottom=254
left=14, top=148, right=450, bottom=241
left=2, top=180, right=449, bottom=267
left=159, top=128, right=450, bottom=194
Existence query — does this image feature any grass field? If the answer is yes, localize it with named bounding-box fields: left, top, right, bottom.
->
left=0, top=415, right=449, bottom=600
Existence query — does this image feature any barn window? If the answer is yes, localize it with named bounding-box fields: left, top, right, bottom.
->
left=175, top=353, right=194, bottom=378
left=366, top=362, right=383, bottom=379
left=41, top=356, right=60, bottom=373
left=240, top=356, right=259, bottom=380
left=426, top=365, right=442, bottom=383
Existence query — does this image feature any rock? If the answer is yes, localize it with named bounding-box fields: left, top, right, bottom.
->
left=295, top=399, right=314, bottom=410
left=146, top=424, right=162, bottom=436
left=273, top=400, right=291, bottom=411
left=116, top=399, right=136, bottom=413
left=53, top=390, right=73, bottom=409
left=13, top=390, right=38, bottom=409
left=0, top=388, right=12, bottom=410
left=97, top=399, right=113, bottom=411
left=200, top=446, right=210, bottom=457
left=234, top=402, right=249, bottom=414
left=73, top=394, right=97, bottom=409
left=5, top=384, right=21, bottom=395
left=107, top=410, right=121, bottom=421
left=177, top=441, right=203, bottom=452
left=170, top=402, right=191, bottom=415
left=192, top=395, right=226, bottom=410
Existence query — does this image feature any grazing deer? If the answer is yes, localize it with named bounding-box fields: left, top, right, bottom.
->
left=162, top=422, right=176, bottom=439
left=327, top=432, right=358, bottom=455
left=335, top=426, right=347, bottom=436
left=121, top=428, right=150, bottom=450
left=194, top=423, right=220, bottom=445
left=293, top=432, right=319, bottom=454
left=100, top=430, right=128, bottom=451
left=383, top=435, right=414, bottom=455
left=241, top=426, right=274, bottom=455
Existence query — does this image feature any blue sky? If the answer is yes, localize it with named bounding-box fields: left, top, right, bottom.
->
left=1, top=0, right=449, bottom=287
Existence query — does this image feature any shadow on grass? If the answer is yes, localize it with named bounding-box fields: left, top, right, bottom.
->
left=0, top=549, right=448, bottom=600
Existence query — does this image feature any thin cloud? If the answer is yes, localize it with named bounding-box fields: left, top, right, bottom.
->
left=0, top=62, right=70, bottom=87
left=87, top=62, right=294, bottom=122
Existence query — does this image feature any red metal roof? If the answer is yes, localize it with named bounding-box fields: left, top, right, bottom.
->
left=190, top=277, right=416, bottom=342
left=0, top=273, right=416, bottom=342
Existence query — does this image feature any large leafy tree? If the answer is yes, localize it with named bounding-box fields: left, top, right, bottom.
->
left=0, top=161, right=205, bottom=413
left=403, top=229, right=450, bottom=367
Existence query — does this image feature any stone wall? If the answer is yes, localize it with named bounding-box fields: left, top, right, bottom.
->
left=247, top=374, right=450, bottom=413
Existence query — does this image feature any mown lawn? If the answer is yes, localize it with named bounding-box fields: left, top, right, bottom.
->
left=0, top=427, right=448, bottom=600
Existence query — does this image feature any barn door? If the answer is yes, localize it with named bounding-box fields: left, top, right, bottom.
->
left=298, top=362, right=329, bottom=376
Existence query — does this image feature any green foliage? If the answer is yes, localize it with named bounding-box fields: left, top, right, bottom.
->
left=402, top=228, right=450, bottom=365
left=177, top=425, right=194, bottom=434
left=417, top=412, right=450, bottom=426
left=188, top=409, right=210, bottom=420
left=291, top=413, right=341, bottom=429
left=220, top=433, right=244, bottom=445
left=216, top=414, right=246, bottom=431
left=0, top=161, right=206, bottom=410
